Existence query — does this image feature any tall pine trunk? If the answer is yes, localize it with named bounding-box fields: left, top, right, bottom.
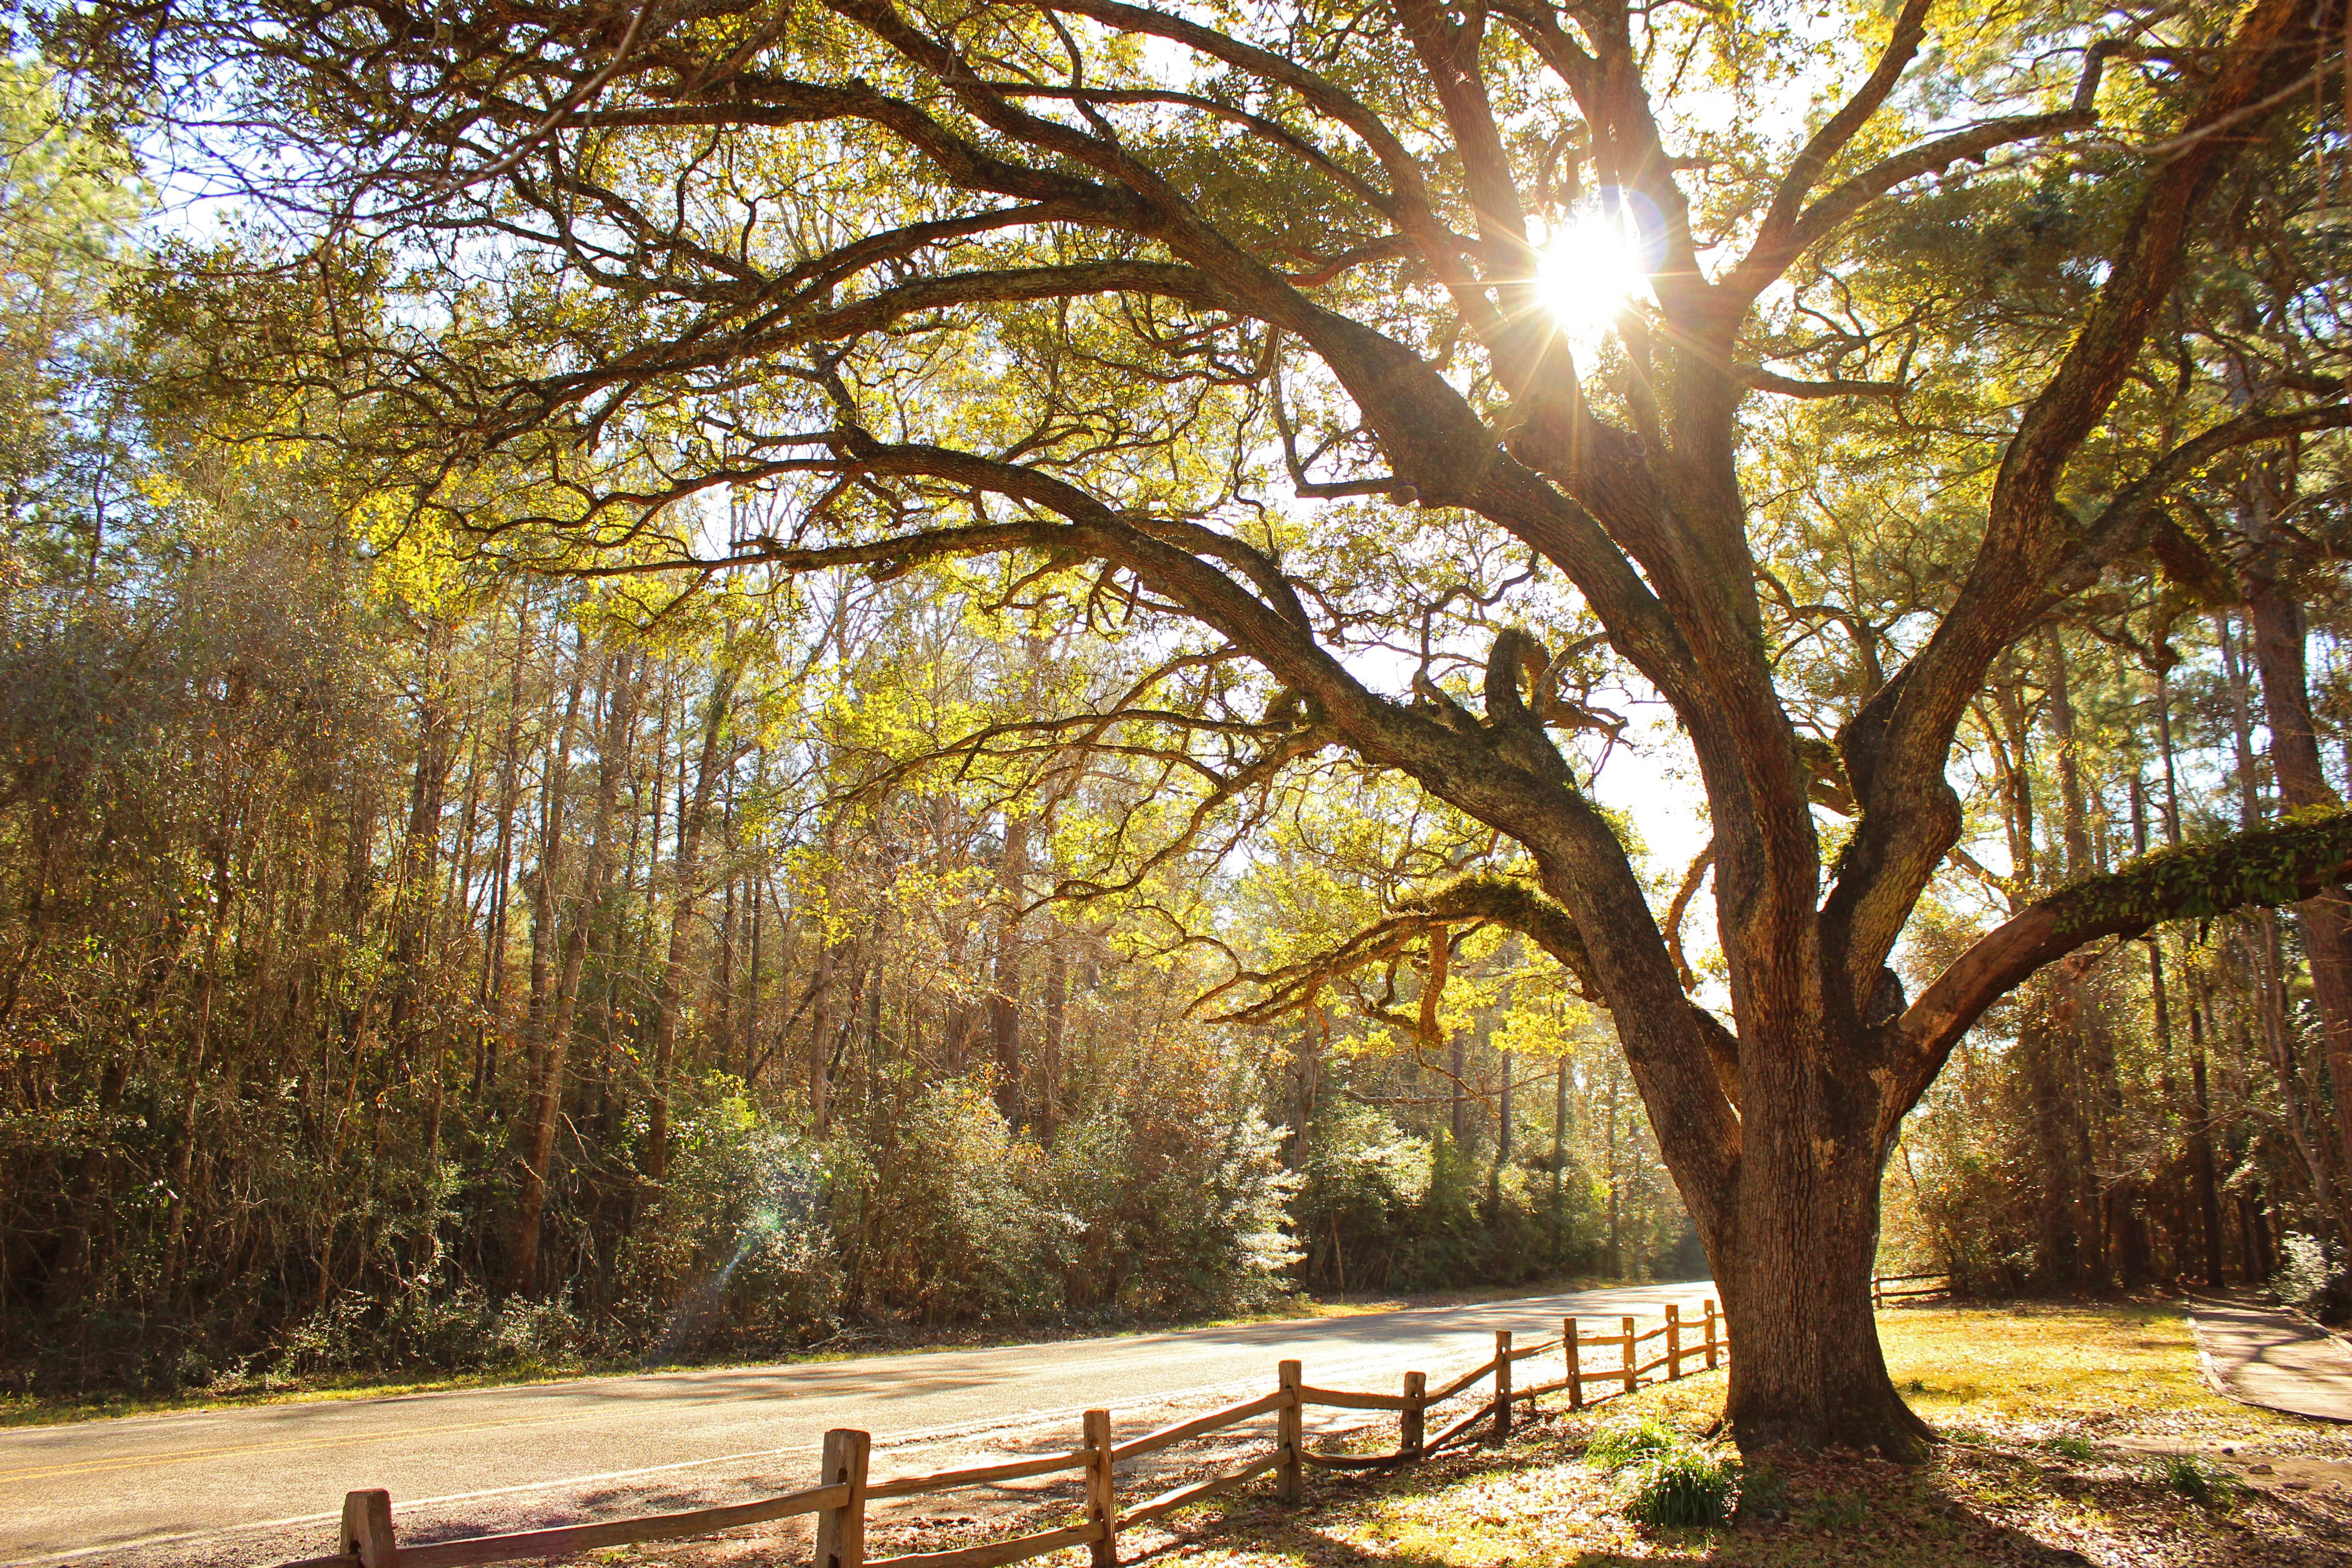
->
left=2243, top=535, right=2352, bottom=1204
left=510, top=649, right=637, bottom=1294
left=643, top=660, right=741, bottom=1186
left=988, top=809, right=1028, bottom=1125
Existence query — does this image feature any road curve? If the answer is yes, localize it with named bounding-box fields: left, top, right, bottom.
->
left=2, top=1279, right=1714, bottom=1568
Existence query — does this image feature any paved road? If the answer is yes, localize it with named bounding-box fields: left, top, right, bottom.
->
left=1, top=1280, right=1714, bottom=1568
left=2189, top=1294, right=2352, bottom=1423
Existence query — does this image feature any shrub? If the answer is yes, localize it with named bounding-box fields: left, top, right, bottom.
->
left=1046, top=1036, right=1300, bottom=1319
left=621, top=1076, right=842, bottom=1353
left=839, top=1075, right=1057, bottom=1325
left=2277, top=1232, right=2336, bottom=1312
left=487, top=1297, right=588, bottom=1368
left=1621, top=1447, right=1737, bottom=1528
left=1586, top=1411, right=1683, bottom=1472
left=2152, top=1453, right=2240, bottom=1508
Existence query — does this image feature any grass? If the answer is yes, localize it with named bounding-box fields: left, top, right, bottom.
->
left=1096, top=1302, right=2352, bottom=1568
left=1585, top=1413, right=1685, bottom=1473
left=1618, top=1448, right=1738, bottom=1528
left=2151, top=1452, right=2243, bottom=1509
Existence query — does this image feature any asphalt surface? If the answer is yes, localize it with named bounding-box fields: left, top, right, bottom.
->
left=2, top=1279, right=1714, bottom=1568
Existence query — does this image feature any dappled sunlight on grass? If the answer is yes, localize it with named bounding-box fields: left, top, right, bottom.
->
left=1132, top=1304, right=2352, bottom=1568
left=1878, top=1302, right=2295, bottom=1439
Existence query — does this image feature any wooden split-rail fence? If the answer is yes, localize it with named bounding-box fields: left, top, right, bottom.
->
left=1870, top=1271, right=1954, bottom=1307
left=280, top=1299, right=1727, bottom=1568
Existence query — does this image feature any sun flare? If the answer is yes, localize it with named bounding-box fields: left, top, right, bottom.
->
left=1533, top=203, right=1656, bottom=340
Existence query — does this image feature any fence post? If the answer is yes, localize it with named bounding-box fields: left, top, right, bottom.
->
left=1492, top=1330, right=1512, bottom=1442
left=1872, top=1274, right=1882, bottom=1310
left=1704, top=1299, right=1719, bottom=1370
left=1401, top=1370, right=1426, bottom=1459
left=340, top=1490, right=396, bottom=1568
left=1620, top=1316, right=1637, bottom=1395
left=1084, top=1409, right=1117, bottom=1568
left=1666, top=1304, right=1681, bottom=1381
left=814, top=1429, right=870, bottom=1568
left=1563, top=1317, right=1582, bottom=1412
left=1278, top=1359, right=1304, bottom=1503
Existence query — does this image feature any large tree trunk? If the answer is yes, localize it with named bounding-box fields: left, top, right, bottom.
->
left=1716, top=1033, right=1931, bottom=1455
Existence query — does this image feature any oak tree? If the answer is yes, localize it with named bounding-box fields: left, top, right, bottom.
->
left=65, top=0, right=2352, bottom=1450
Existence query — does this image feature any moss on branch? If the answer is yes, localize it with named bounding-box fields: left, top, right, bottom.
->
left=2043, top=808, right=2352, bottom=936
left=1401, top=873, right=1593, bottom=980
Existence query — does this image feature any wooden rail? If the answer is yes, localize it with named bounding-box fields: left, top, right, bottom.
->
left=1872, top=1270, right=1953, bottom=1306
left=273, top=1296, right=1726, bottom=1568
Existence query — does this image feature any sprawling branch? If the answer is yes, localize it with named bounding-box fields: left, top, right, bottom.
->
left=1891, top=809, right=2352, bottom=1132
left=1731, top=108, right=2089, bottom=299
left=1735, top=0, right=1935, bottom=294
left=1823, top=0, right=2332, bottom=996
left=2038, top=400, right=2352, bottom=598
left=1218, top=870, right=1743, bottom=1113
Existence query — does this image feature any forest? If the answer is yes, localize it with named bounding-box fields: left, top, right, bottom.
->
left=0, top=52, right=1695, bottom=1394
left=0, top=0, right=2346, bottom=1458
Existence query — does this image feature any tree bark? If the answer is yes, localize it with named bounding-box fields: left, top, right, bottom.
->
left=2044, top=628, right=2092, bottom=878
left=988, top=808, right=1029, bottom=1125
left=1551, top=1056, right=1569, bottom=1264
left=386, top=618, right=456, bottom=1054
left=2187, top=987, right=2226, bottom=1285
left=1719, top=1077, right=1931, bottom=1455
left=809, top=935, right=837, bottom=1135
left=1039, top=925, right=1068, bottom=1144
left=2242, top=536, right=2352, bottom=1196
left=2020, top=1007, right=2086, bottom=1288
left=1492, top=1046, right=1513, bottom=1203
left=2216, top=610, right=2352, bottom=1230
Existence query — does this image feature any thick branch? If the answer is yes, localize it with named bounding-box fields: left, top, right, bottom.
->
left=1823, top=0, right=2331, bottom=996
left=1741, top=0, right=1934, bottom=282
left=1732, top=110, right=2087, bottom=298
left=1893, top=808, right=2352, bottom=1117
left=1218, top=870, right=1741, bottom=1112
left=2039, top=400, right=2352, bottom=597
